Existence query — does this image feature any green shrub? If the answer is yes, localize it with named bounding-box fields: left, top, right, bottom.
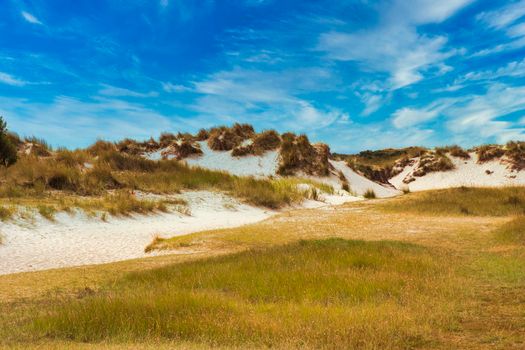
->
left=343, top=147, right=426, bottom=183
left=0, top=116, right=17, bottom=167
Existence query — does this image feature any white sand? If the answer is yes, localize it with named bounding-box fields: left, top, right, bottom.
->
left=389, top=153, right=525, bottom=191
left=185, top=142, right=279, bottom=177
left=0, top=191, right=274, bottom=275
left=0, top=188, right=361, bottom=275
left=329, top=160, right=401, bottom=198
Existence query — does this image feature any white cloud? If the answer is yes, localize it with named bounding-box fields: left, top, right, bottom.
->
left=392, top=108, right=440, bottom=129
left=477, top=1, right=525, bottom=30
left=0, top=95, right=185, bottom=148
left=317, top=0, right=472, bottom=89
left=21, top=11, right=43, bottom=25
left=475, top=1, right=525, bottom=55
left=358, top=93, right=384, bottom=116
left=446, top=84, right=525, bottom=142
left=391, top=99, right=455, bottom=128
left=191, top=67, right=345, bottom=131
left=392, top=84, right=525, bottom=144
left=162, top=82, right=192, bottom=93
left=0, top=72, right=27, bottom=86
left=98, top=84, right=159, bottom=98
left=451, top=58, right=525, bottom=86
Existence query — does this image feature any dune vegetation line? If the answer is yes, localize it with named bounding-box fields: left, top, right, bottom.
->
left=0, top=119, right=337, bottom=223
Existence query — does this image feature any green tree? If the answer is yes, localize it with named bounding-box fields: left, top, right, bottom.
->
left=0, top=116, right=17, bottom=166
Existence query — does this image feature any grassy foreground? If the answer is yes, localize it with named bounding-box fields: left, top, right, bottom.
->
left=29, top=239, right=458, bottom=349
left=1, top=188, right=524, bottom=349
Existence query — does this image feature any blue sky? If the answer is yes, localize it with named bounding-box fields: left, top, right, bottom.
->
left=0, top=0, right=524, bottom=152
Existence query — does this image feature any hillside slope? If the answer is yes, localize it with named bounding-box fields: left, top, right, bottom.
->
left=339, top=143, right=525, bottom=192
left=390, top=152, right=525, bottom=191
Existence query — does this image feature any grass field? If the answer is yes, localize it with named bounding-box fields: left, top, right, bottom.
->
left=379, top=187, right=525, bottom=216
left=1, top=188, right=524, bottom=349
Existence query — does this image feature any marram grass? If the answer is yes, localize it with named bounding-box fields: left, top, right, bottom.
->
left=31, top=239, right=460, bottom=349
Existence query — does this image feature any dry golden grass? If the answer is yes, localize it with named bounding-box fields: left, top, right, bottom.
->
left=379, top=187, right=525, bottom=216
left=0, top=192, right=524, bottom=349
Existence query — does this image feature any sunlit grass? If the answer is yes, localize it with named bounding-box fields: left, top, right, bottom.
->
left=0, top=192, right=187, bottom=219
left=379, top=187, right=525, bottom=216
left=494, top=215, right=525, bottom=245
left=30, top=239, right=460, bottom=349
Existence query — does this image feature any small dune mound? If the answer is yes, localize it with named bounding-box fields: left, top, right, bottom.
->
left=435, top=145, right=470, bottom=160
left=231, top=130, right=282, bottom=157
left=207, top=124, right=255, bottom=151
left=161, top=140, right=203, bottom=160
left=17, top=137, right=53, bottom=157
left=341, top=147, right=426, bottom=184
left=278, top=133, right=330, bottom=176
left=505, top=141, right=525, bottom=171
left=412, top=152, right=454, bottom=177
left=475, top=145, right=505, bottom=163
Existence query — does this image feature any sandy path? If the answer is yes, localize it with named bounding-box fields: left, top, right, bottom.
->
left=0, top=191, right=274, bottom=275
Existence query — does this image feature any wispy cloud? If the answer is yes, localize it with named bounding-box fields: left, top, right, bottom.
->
left=0, top=95, right=181, bottom=147
left=391, top=99, right=455, bottom=129
left=161, top=82, right=192, bottom=93
left=21, top=11, right=43, bottom=25
left=446, top=84, right=525, bottom=142
left=474, top=1, right=525, bottom=56
left=317, top=0, right=472, bottom=89
left=391, top=83, right=525, bottom=144
left=98, top=84, right=159, bottom=98
left=191, top=67, right=346, bottom=131
left=477, top=1, right=525, bottom=30
left=0, top=72, right=27, bottom=86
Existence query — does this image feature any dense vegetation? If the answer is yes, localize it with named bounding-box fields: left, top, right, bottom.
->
left=0, top=116, right=17, bottom=167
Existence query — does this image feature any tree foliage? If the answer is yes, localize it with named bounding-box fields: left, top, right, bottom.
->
left=0, top=116, right=17, bottom=166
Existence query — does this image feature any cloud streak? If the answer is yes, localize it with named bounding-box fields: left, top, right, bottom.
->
left=317, top=0, right=472, bottom=89
left=21, top=11, right=43, bottom=25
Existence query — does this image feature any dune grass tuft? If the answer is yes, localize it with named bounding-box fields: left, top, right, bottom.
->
left=37, top=205, right=56, bottom=221
left=30, top=238, right=459, bottom=349
left=363, top=189, right=376, bottom=199
left=0, top=205, right=15, bottom=221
